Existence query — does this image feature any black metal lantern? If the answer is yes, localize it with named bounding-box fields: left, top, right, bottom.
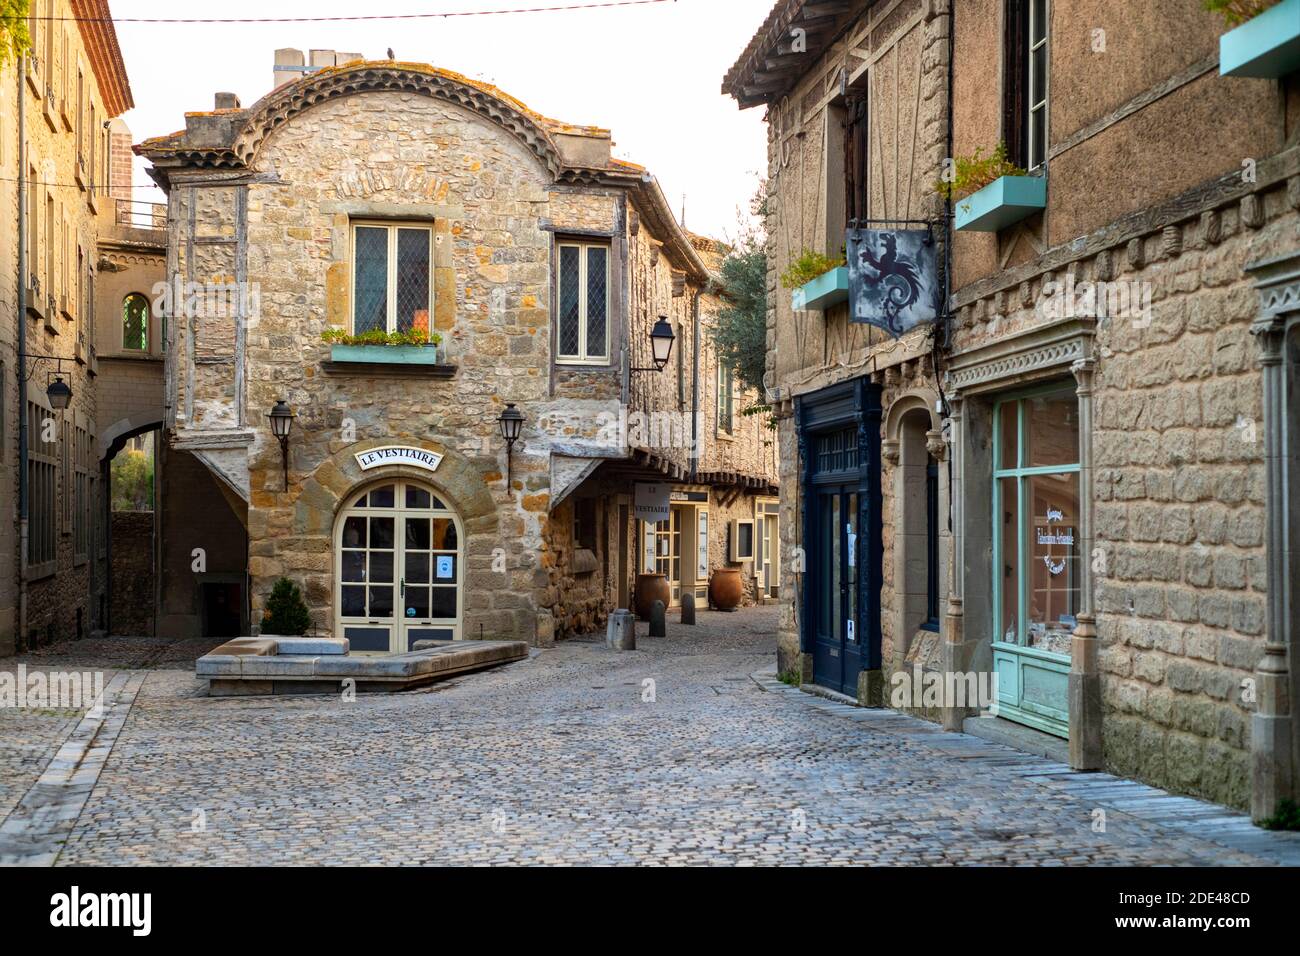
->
left=497, top=403, right=524, bottom=489
left=649, top=316, right=675, bottom=371
left=631, top=316, right=676, bottom=374
left=46, top=375, right=73, bottom=411
left=267, top=399, right=295, bottom=491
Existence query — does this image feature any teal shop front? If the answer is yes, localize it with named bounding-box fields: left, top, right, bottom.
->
left=990, top=383, right=1081, bottom=738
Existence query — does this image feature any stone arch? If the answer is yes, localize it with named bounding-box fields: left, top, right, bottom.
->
left=882, top=387, right=948, bottom=675
left=273, top=439, right=503, bottom=637
left=233, top=63, right=564, bottom=177
left=99, top=414, right=164, bottom=462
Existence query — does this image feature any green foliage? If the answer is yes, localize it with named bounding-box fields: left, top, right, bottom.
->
left=262, top=578, right=311, bottom=636
left=1261, top=798, right=1300, bottom=831
left=711, top=238, right=769, bottom=398
left=321, top=328, right=441, bottom=347
left=1204, top=0, right=1278, bottom=27
left=934, top=142, right=1028, bottom=203
left=780, top=249, right=846, bottom=290
left=0, top=1, right=32, bottom=68
left=778, top=669, right=802, bottom=687
left=110, top=449, right=155, bottom=512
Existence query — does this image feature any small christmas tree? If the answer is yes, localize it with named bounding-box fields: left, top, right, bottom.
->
left=263, top=577, right=311, bottom=636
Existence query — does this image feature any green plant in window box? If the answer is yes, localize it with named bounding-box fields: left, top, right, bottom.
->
left=1205, top=0, right=1280, bottom=27
left=779, top=249, right=846, bottom=290
left=934, top=142, right=1028, bottom=203
left=320, top=328, right=442, bottom=347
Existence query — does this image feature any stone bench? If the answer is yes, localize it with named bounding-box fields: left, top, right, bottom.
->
left=197, top=640, right=529, bottom=697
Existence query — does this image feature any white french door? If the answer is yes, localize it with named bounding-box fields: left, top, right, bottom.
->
left=335, top=481, right=462, bottom=653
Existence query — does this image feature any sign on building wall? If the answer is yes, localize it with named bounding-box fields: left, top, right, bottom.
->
left=847, top=228, right=941, bottom=337
left=634, top=483, right=671, bottom=523
left=354, top=446, right=445, bottom=473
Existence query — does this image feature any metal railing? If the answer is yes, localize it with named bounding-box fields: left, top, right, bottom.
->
left=114, top=198, right=167, bottom=230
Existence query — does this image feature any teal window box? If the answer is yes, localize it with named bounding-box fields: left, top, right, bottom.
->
left=1220, top=0, right=1300, bottom=78
left=330, top=343, right=441, bottom=365
left=791, top=266, right=849, bottom=311
left=955, top=175, right=1047, bottom=232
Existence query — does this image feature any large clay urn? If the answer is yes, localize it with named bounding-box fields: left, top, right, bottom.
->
left=633, top=573, right=671, bottom=621
left=708, top=567, right=743, bottom=611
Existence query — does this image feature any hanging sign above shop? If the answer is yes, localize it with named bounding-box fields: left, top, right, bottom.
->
left=847, top=227, right=941, bottom=337
left=635, top=483, right=671, bottom=523
left=354, top=446, right=445, bottom=474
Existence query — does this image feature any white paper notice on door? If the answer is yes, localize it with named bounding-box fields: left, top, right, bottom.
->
left=847, top=524, right=857, bottom=567
left=436, top=556, right=454, bottom=580
left=847, top=619, right=856, bottom=642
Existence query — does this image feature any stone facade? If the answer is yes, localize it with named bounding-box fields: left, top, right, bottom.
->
left=0, top=0, right=133, bottom=655
left=140, top=59, right=777, bottom=648
left=729, top=0, right=1300, bottom=815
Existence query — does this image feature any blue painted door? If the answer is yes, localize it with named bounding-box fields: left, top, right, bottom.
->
left=812, top=486, right=861, bottom=696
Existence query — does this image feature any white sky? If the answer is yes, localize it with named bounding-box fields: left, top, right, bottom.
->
left=111, top=0, right=773, bottom=241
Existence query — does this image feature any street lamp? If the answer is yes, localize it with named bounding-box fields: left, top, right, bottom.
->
left=267, top=399, right=295, bottom=491
left=497, top=403, right=525, bottom=489
left=46, top=375, right=72, bottom=411
left=630, top=316, right=676, bottom=373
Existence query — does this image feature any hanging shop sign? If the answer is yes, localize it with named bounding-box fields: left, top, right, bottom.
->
left=354, top=446, right=445, bottom=474
left=847, top=226, right=941, bottom=336
left=634, top=482, right=671, bottom=523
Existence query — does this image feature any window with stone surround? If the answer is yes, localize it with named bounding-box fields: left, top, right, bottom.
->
left=717, top=362, right=735, bottom=436
left=122, top=293, right=149, bottom=351
left=27, top=400, right=57, bottom=578
left=351, top=221, right=433, bottom=337
left=556, top=241, right=609, bottom=364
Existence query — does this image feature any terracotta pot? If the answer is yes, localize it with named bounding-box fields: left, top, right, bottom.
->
left=708, top=567, right=743, bottom=611
left=633, top=573, right=671, bottom=621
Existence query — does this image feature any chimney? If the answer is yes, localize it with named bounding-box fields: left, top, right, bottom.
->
left=108, top=118, right=134, bottom=201
left=274, top=48, right=305, bottom=89
left=214, top=92, right=241, bottom=110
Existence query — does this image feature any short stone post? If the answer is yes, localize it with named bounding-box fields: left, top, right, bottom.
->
left=649, top=600, right=667, bottom=638
left=681, top=592, right=696, bottom=625
left=606, top=609, right=636, bottom=651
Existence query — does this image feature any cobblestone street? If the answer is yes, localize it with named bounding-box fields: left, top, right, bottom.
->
left=2, top=607, right=1298, bottom=866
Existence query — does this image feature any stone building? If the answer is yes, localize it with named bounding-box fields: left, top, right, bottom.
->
left=729, top=0, right=1300, bottom=818
left=724, top=0, right=953, bottom=704
left=137, top=55, right=777, bottom=651
left=0, top=0, right=133, bottom=654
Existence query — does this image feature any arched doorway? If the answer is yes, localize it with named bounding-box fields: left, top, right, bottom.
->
left=334, top=479, right=463, bottom=653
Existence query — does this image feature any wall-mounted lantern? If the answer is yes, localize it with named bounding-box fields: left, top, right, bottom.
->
left=267, top=399, right=296, bottom=492
left=45, top=374, right=73, bottom=411
left=497, top=402, right=525, bottom=489
left=630, top=316, right=676, bottom=374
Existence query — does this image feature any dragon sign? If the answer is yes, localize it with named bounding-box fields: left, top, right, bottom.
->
left=847, top=228, right=941, bottom=337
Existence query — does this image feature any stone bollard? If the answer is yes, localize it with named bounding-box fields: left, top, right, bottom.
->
left=649, top=600, right=667, bottom=638
left=681, top=592, right=696, bottom=625
left=607, top=609, right=636, bottom=651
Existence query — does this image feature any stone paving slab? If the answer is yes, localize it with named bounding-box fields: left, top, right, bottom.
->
left=2, top=608, right=1294, bottom=866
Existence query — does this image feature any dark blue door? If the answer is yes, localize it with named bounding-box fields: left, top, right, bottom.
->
left=812, top=486, right=861, bottom=696
left=799, top=377, right=882, bottom=700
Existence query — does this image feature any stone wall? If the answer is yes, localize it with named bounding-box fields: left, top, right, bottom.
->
left=109, top=510, right=153, bottom=635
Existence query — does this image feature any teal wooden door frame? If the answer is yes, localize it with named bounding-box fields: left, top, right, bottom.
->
left=991, top=383, right=1078, bottom=738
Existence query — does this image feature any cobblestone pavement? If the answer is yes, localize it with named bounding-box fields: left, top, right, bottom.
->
left=2, top=607, right=1298, bottom=865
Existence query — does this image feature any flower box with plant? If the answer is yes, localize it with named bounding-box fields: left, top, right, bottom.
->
left=936, top=142, right=1045, bottom=233
left=783, top=249, right=848, bottom=311
left=1212, top=0, right=1300, bottom=78
left=321, top=315, right=444, bottom=366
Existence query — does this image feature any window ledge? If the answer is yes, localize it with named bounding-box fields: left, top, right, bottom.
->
left=322, top=358, right=457, bottom=379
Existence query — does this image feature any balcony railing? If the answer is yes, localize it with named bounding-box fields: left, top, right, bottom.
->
left=114, top=198, right=167, bottom=231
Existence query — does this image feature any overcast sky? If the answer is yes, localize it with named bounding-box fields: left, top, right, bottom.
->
left=112, top=0, right=772, bottom=241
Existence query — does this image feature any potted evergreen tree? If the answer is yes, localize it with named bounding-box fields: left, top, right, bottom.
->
left=262, top=577, right=311, bottom=637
